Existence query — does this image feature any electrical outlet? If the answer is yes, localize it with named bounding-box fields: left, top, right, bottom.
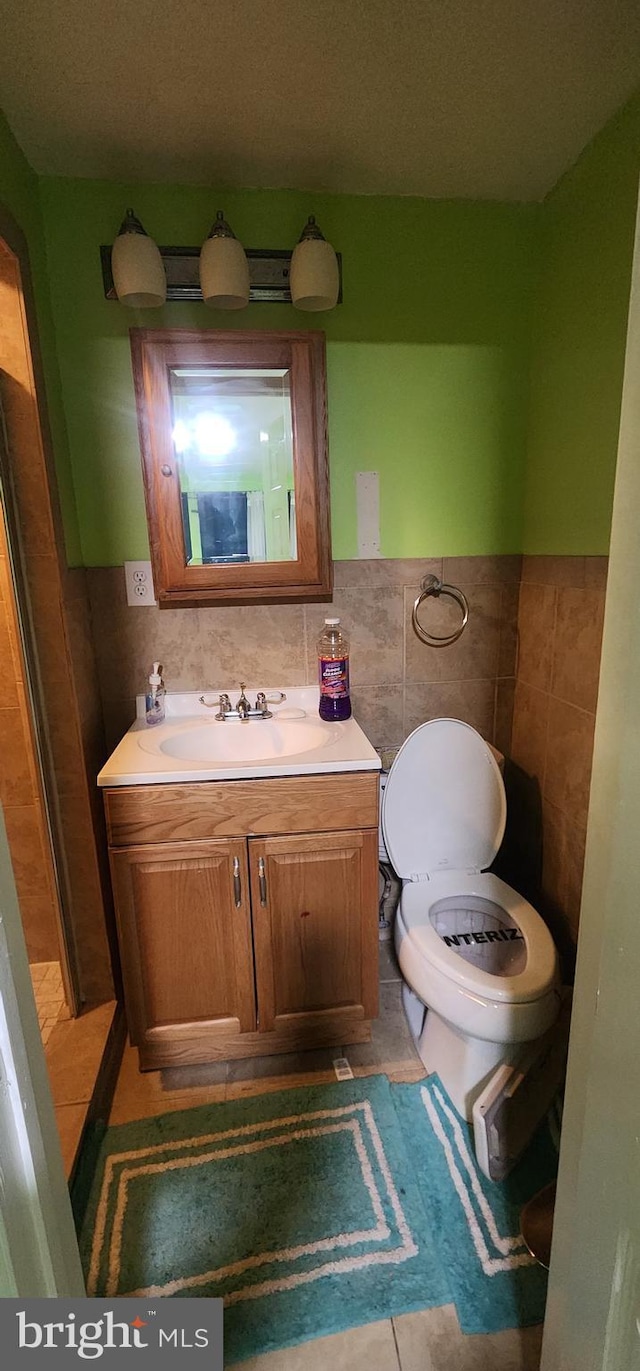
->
left=124, top=560, right=157, bottom=607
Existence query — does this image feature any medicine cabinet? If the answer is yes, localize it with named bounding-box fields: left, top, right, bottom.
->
left=130, top=329, right=332, bottom=606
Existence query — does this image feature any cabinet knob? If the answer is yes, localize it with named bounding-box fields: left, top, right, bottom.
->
left=161, top=464, right=173, bottom=476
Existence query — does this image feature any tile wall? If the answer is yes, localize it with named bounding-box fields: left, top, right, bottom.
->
left=509, top=555, right=608, bottom=965
left=86, top=556, right=522, bottom=756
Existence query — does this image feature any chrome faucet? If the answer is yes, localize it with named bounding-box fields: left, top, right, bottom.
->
left=236, top=683, right=251, bottom=720
left=198, top=685, right=287, bottom=721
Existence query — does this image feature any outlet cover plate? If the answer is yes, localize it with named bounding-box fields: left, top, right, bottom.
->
left=124, top=560, right=157, bottom=607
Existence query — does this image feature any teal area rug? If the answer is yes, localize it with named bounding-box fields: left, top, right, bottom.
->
left=392, top=1076, right=557, bottom=1334
left=80, top=1076, right=450, bottom=1363
left=79, top=1074, right=557, bottom=1362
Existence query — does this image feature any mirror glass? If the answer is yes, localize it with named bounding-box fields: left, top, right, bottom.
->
left=168, top=366, right=296, bottom=566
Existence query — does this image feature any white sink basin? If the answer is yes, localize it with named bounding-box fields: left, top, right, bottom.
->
left=138, top=717, right=339, bottom=764
left=97, top=687, right=381, bottom=786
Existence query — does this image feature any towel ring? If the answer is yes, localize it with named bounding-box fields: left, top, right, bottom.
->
left=412, top=574, right=469, bottom=647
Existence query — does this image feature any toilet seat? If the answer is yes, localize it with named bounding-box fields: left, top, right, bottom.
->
left=381, top=718, right=506, bottom=880
left=399, top=870, right=558, bottom=1005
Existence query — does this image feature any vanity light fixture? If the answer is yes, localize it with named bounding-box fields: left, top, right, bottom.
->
left=199, top=210, right=250, bottom=310
left=110, top=209, right=167, bottom=308
left=102, top=217, right=342, bottom=307
left=290, top=216, right=340, bottom=312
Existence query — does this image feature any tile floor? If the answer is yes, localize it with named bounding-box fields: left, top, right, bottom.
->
left=107, top=941, right=545, bottom=1370
left=29, top=959, right=69, bottom=1044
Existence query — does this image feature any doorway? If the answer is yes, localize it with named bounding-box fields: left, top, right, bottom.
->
left=0, top=282, right=79, bottom=1040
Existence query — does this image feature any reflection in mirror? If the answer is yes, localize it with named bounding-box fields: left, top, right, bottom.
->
left=168, top=367, right=296, bottom=567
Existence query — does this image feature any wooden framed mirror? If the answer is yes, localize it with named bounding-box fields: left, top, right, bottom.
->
left=130, top=329, right=332, bottom=606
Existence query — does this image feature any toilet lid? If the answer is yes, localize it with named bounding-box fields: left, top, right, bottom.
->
left=381, top=718, right=506, bottom=879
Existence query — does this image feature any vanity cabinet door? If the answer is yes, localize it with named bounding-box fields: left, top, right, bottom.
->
left=249, top=829, right=379, bottom=1035
left=110, top=839, right=256, bottom=1054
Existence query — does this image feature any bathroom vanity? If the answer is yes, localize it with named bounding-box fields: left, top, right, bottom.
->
left=99, top=689, right=380, bottom=1070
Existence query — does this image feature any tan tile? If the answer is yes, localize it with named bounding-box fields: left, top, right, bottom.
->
left=110, top=1042, right=228, bottom=1125
left=0, top=706, right=35, bottom=806
left=45, top=1001, right=116, bottom=1107
left=86, top=567, right=206, bottom=698
left=228, top=1318, right=400, bottom=1371
left=200, top=601, right=307, bottom=689
left=564, top=818, right=587, bottom=941
left=4, top=804, right=57, bottom=905
left=333, top=558, right=442, bottom=588
left=498, top=583, right=520, bottom=677
left=347, top=983, right=422, bottom=1076
left=379, top=940, right=401, bottom=983
left=521, top=555, right=586, bottom=588
left=551, top=588, right=605, bottom=713
left=226, top=1069, right=338, bottom=1102
left=510, top=681, right=548, bottom=781
left=55, top=789, right=114, bottom=1004
left=101, top=697, right=137, bottom=753
left=404, top=680, right=495, bottom=740
left=442, top=555, right=522, bottom=585
left=351, top=685, right=404, bottom=751
left=393, top=1304, right=543, bottom=1371
left=24, top=556, right=70, bottom=685
left=544, top=698, right=596, bottom=828
left=22, top=893, right=64, bottom=965
left=541, top=800, right=566, bottom=916
left=405, top=585, right=501, bottom=684
left=0, top=605, right=20, bottom=707
left=516, top=583, right=556, bottom=692
left=42, top=688, right=86, bottom=797
left=306, top=589, right=404, bottom=687
left=227, top=1047, right=336, bottom=1086
left=55, top=1102, right=87, bottom=1179
left=494, top=678, right=515, bottom=756
left=161, top=1061, right=229, bottom=1092
left=583, top=556, right=608, bottom=591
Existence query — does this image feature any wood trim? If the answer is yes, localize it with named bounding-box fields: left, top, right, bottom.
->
left=130, top=328, right=332, bottom=606
left=104, top=772, right=379, bottom=846
left=137, top=1014, right=371, bottom=1070
left=0, top=204, right=114, bottom=1008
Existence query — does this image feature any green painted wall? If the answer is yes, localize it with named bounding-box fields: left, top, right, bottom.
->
left=523, top=92, right=640, bottom=554
left=0, top=113, right=81, bottom=563
left=37, top=178, right=538, bottom=564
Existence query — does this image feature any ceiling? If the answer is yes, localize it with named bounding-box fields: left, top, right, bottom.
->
left=1, top=0, right=639, bottom=202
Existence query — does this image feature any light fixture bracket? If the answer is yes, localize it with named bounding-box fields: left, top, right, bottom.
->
left=100, top=245, right=342, bottom=304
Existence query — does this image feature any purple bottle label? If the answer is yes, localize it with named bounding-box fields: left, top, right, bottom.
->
left=319, top=656, right=350, bottom=698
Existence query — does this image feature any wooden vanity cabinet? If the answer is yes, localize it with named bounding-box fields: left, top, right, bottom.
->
left=104, top=772, right=379, bottom=1069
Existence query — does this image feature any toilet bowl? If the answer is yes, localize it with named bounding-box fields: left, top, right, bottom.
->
left=381, top=718, right=560, bottom=1121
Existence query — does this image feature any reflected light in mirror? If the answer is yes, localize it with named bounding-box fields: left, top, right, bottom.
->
left=193, top=412, right=236, bottom=459
left=172, top=413, right=237, bottom=460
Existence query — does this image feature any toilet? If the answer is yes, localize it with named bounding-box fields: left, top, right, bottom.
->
left=381, top=718, right=561, bottom=1121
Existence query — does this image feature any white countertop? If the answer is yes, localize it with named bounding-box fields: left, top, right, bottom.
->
left=97, top=687, right=381, bottom=787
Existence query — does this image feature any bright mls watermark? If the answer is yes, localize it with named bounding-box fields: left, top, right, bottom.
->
left=2, top=1299, right=223, bottom=1367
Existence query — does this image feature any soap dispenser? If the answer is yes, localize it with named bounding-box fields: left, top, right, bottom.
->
left=145, top=662, right=165, bottom=726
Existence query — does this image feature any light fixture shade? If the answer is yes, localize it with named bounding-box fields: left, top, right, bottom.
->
left=111, top=209, right=166, bottom=308
left=290, top=217, right=339, bottom=311
left=200, top=211, right=250, bottom=310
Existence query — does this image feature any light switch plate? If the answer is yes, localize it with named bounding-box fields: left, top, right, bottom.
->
left=124, top=560, right=157, bottom=606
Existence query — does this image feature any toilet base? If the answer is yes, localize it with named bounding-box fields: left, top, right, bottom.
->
left=413, top=1002, right=518, bottom=1122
